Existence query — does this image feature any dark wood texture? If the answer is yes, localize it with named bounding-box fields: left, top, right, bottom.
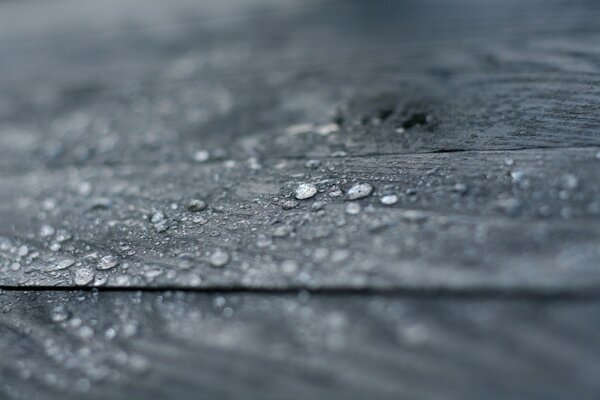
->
left=2, top=290, right=600, bottom=400
left=2, top=147, right=600, bottom=289
left=1, top=0, right=600, bottom=289
left=1, top=0, right=600, bottom=398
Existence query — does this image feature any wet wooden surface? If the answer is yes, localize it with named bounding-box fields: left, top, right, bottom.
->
left=1, top=0, right=600, bottom=398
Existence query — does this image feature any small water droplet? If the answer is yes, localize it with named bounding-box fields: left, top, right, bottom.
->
left=510, top=170, right=528, bottom=186
left=193, top=150, right=210, bottom=162
left=281, top=260, right=298, bottom=275
left=305, top=159, right=321, bottom=169
left=315, top=123, right=340, bottom=135
left=452, top=183, right=468, bottom=194
left=52, top=259, right=75, bottom=270
left=380, top=194, right=398, bottom=205
left=345, top=202, right=361, bottom=215
left=294, top=183, right=317, bottom=200
left=347, top=183, right=373, bottom=200
left=17, top=245, right=29, bottom=257
left=187, top=199, right=207, bottom=212
left=97, top=255, right=119, bottom=270
left=150, top=211, right=166, bottom=224
left=40, top=225, right=55, bottom=238
left=209, top=250, right=230, bottom=267
left=73, top=268, right=95, bottom=286
left=561, top=174, right=579, bottom=190
left=50, top=305, right=70, bottom=322
left=49, top=243, right=61, bottom=252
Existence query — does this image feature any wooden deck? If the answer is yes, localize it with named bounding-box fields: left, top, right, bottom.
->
left=1, top=0, right=600, bottom=398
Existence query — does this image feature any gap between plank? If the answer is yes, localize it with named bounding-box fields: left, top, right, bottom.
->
left=2, top=284, right=600, bottom=302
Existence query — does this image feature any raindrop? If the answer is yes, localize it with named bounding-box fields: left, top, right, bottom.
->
left=50, top=305, right=70, bottom=322
left=380, top=194, right=399, bottom=205
left=150, top=211, right=166, bottom=224
left=53, top=259, right=75, bottom=270
left=49, top=243, right=61, bottom=252
left=294, top=183, right=317, bottom=200
left=73, top=268, right=95, bottom=286
left=97, top=255, right=119, bottom=270
left=17, top=245, right=29, bottom=257
left=282, top=200, right=298, bottom=210
left=347, top=183, right=373, bottom=200
left=187, top=199, right=207, bottom=212
left=209, top=250, right=230, bottom=268
left=40, top=225, right=55, bottom=238
left=452, top=183, right=468, bottom=194
left=561, top=174, right=579, bottom=190
left=345, top=203, right=361, bottom=215
left=193, top=150, right=210, bottom=162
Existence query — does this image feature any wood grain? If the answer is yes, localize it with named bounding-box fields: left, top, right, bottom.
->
left=1, top=290, right=600, bottom=400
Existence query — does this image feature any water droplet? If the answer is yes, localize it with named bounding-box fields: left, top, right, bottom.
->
left=315, top=123, right=340, bottom=135
left=150, top=211, right=169, bottom=232
left=380, top=194, right=398, bottom=205
left=73, top=268, right=95, bottom=286
left=52, top=259, right=75, bottom=270
left=347, top=183, right=373, bottom=200
left=294, top=183, right=317, bottom=200
left=49, top=243, right=61, bottom=252
left=193, top=150, right=210, bottom=162
left=187, top=199, right=207, bottom=212
left=345, top=203, right=361, bottom=215
left=150, top=211, right=166, bottom=224
left=209, top=250, right=230, bottom=267
left=329, top=188, right=343, bottom=197
left=282, top=200, right=298, bottom=210
left=273, top=225, right=292, bottom=238
left=305, top=159, right=321, bottom=169
left=77, top=326, right=94, bottom=340
left=17, top=245, right=29, bottom=257
left=286, top=123, right=314, bottom=135
left=55, top=230, right=72, bottom=243
left=452, top=183, right=468, bottom=194
left=510, top=170, right=528, bottom=186
left=40, top=225, right=55, bottom=238
left=311, top=201, right=325, bottom=211
left=50, top=305, right=70, bottom=322
left=281, top=260, right=298, bottom=275
left=97, top=255, right=119, bottom=270
left=561, top=174, right=579, bottom=190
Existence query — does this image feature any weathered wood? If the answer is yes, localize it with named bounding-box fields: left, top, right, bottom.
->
left=2, top=147, right=599, bottom=289
left=1, top=290, right=600, bottom=400
left=2, top=0, right=600, bottom=172
left=1, top=0, right=600, bottom=398
left=1, top=0, right=600, bottom=290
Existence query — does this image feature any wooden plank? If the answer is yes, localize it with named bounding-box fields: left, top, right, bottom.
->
left=2, top=0, right=600, bottom=173
left=1, top=147, right=599, bottom=289
left=1, top=1, right=600, bottom=289
left=1, top=290, right=599, bottom=399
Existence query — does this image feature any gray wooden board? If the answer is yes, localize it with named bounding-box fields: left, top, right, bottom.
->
left=2, top=0, right=600, bottom=173
left=2, top=0, right=600, bottom=398
left=1, top=147, right=600, bottom=289
left=1, top=290, right=600, bottom=400
left=2, top=0, right=600, bottom=289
